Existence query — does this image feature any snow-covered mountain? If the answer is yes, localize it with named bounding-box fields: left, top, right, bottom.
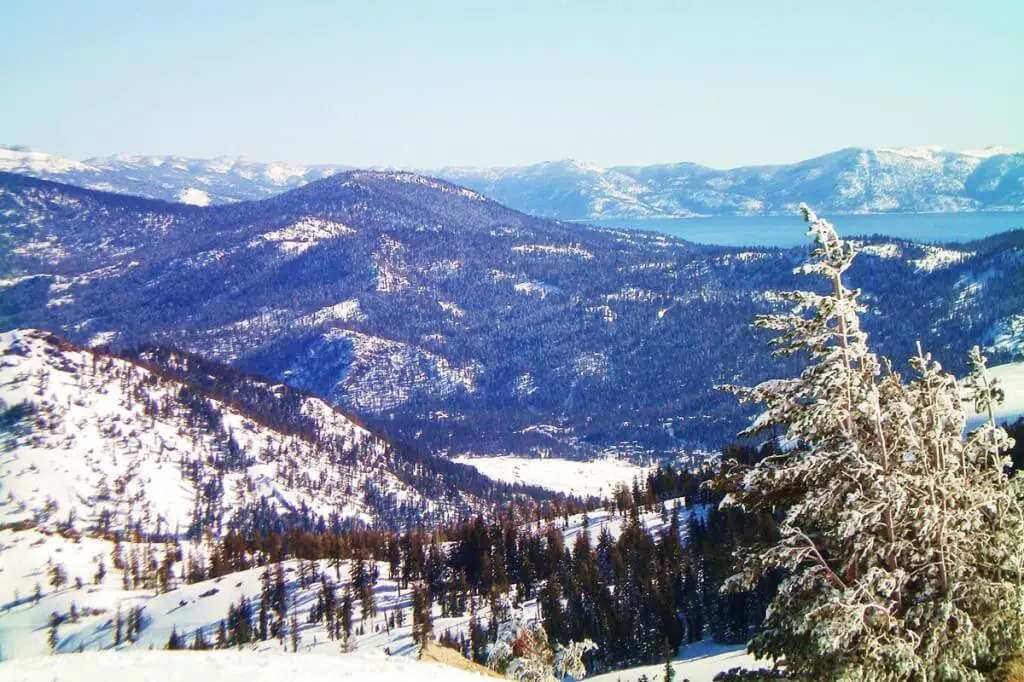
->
left=0, top=329, right=547, bottom=536
left=3, top=144, right=1022, bottom=218
left=0, top=145, right=348, bottom=207
left=2, top=170, right=1023, bottom=458
left=442, top=146, right=1024, bottom=219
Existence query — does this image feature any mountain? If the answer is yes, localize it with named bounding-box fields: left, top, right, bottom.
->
left=0, top=328, right=550, bottom=536
left=0, top=145, right=348, bottom=207
left=2, top=170, right=1023, bottom=459
left=3, top=144, right=1023, bottom=219
left=439, top=146, right=1024, bottom=219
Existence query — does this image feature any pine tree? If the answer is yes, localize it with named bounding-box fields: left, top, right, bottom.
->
left=722, top=204, right=1024, bottom=680
left=215, top=620, right=228, bottom=649
left=48, top=612, right=60, bottom=653
left=339, top=589, right=354, bottom=652
left=191, top=629, right=209, bottom=650
left=411, top=585, right=433, bottom=646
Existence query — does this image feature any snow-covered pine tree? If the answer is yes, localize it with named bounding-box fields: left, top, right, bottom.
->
left=487, top=608, right=597, bottom=682
left=721, top=204, right=1024, bottom=680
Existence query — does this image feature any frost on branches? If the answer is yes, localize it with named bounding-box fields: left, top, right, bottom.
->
left=487, top=608, right=597, bottom=681
left=721, top=204, right=1024, bottom=681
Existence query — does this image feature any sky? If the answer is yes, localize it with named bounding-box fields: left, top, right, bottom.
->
left=1, top=1, right=1021, bottom=169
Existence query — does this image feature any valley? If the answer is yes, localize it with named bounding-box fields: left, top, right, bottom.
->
left=2, top=170, right=1022, bottom=462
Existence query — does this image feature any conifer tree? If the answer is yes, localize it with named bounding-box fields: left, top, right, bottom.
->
left=339, top=589, right=354, bottom=652
left=723, top=204, right=1024, bottom=680
left=48, top=612, right=60, bottom=653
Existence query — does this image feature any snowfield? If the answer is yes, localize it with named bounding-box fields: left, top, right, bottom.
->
left=0, top=645, right=766, bottom=682
left=451, top=456, right=654, bottom=497
left=983, top=361, right=1024, bottom=426
left=589, top=641, right=765, bottom=682
left=0, top=650, right=490, bottom=682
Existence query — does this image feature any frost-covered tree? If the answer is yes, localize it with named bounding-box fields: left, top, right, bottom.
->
left=487, top=609, right=597, bottom=681
left=722, top=204, right=1024, bottom=680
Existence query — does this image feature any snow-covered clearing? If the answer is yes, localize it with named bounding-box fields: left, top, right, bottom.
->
left=176, top=188, right=211, bottom=207
left=589, top=641, right=765, bottom=682
left=451, top=456, right=654, bottom=497
left=512, top=243, right=594, bottom=259
left=0, top=650, right=488, bottom=682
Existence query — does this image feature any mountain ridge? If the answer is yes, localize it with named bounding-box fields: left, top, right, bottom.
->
left=0, top=328, right=553, bottom=536
left=3, top=171, right=1023, bottom=458
left=3, top=144, right=1021, bottom=219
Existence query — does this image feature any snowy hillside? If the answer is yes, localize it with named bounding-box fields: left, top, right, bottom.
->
left=3, top=144, right=1022, bottom=219
left=968, top=360, right=1024, bottom=427
left=0, top=650, right=490, bottom=682
left=0, top=329, right=517, bottom=535
left=0, top=496, right=709, bottom=664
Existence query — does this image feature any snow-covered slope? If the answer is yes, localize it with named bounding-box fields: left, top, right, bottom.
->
left=0, top=646, right=767, bottom=682
left=3, top=144, right=1022, bottom=219
left=452, top=456, right=654, bottom=497
left=0, top=497, right=704, bottom=660
left=967, top=360, right=1024, bottom=427
left=0, top=650, right=490, bottom=681
left=588, top=641, right=764, bottom=682
left=0, top=329, right=495, bottom=535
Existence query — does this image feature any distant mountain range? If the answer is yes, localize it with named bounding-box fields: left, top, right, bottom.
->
left=2, top=144, right=1022, bottom=220
left=3, top=169, right=1022, bottom=459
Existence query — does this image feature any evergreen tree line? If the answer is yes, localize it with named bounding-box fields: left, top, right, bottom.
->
left=157, top=458, right=780, bottom=674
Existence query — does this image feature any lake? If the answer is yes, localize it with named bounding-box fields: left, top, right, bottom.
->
left=588, top=211, right=1024, bottom=248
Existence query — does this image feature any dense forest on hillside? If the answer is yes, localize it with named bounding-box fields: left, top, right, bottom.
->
left=3, top=172, right=1022, bottom=459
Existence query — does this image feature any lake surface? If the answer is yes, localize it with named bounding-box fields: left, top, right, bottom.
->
left=589, top=212, right=1024, bottom=248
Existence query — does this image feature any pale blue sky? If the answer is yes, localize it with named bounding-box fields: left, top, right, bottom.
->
left=1, top=1, right=1021, bottom=168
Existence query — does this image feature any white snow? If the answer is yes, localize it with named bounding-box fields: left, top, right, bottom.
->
left=910, top=245, right=973, bottom=272
left=877, top=145, right=945, bottom=162
left=296, top=300, right=366, bottom=327
left=513, top=281, right=560, bottom=299
left=859, top=243, right=902, bottom=259
left=961, top=146, right=1016, bottom=158
left=249, top=218, right=355, bottom=256
left=175, top=188, right=211, bottom=207
left=0, top=531, right=513, bottom=670
left=512, top=244, right=594, bottom=260
left=438, top=301, right=465, bottom=318
left=967, top=361, right=1024, bottom=427
left=451, top=455, right=654, bottom=497
left=589, top=641, right=766, bottom=682
left=263, top=163, right=309, bottom=185
left=0, top=649, right=489, bottom=681
left=0, top=147, right=90, bottom=174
